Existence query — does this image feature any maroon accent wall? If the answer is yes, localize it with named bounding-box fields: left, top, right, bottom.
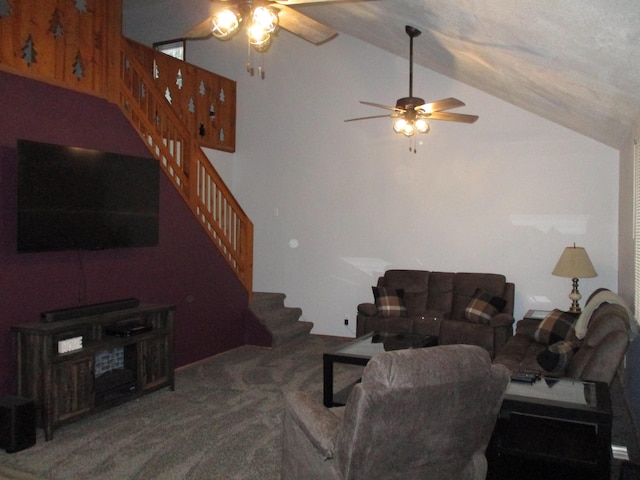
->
left=0, top=71, right=269, bottom=393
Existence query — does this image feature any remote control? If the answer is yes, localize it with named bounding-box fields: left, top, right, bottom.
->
left=510, top=371, right=539, bottom=383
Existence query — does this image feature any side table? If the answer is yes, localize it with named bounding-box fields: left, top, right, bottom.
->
left=488, top=377, right=612, bottom=479
left=523, top=309, right=551, bottom=321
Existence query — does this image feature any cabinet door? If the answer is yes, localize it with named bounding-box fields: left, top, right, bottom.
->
left=141, top=336, right=171, bottom=390
left=51, top=357, right=94, bottom=424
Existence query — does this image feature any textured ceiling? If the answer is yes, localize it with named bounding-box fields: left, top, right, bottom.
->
left=125, top=0, right=640, bottom=150
left=290, top=0, right=640, bottom=149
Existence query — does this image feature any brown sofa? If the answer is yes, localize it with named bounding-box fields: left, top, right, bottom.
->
left=356, top=270, right=515, bottom=358
left=493, top=289, right=636, bottom=384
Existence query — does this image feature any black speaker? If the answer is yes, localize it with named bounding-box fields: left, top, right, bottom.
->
left=41, top=297, right=140, bottom=322
left=0, top=395, right=36, bottom=453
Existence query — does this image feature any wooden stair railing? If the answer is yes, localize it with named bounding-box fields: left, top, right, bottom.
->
left=118, top=38, right=253, bottom=295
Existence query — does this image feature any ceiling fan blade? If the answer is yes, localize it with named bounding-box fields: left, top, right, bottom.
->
left=415, top=97, right=466, bottom=114
left=275, top=5, right=338, bottom=45
left=422, top=111, right=479, bottom=123
left=345, top=114, right=393, bottom=122
left=183, top=17, right=214, bottom=39
left=360, top=101, right=405, bottom=113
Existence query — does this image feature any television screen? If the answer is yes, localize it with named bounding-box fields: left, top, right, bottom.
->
left=17, top=139, right=160, bottom=252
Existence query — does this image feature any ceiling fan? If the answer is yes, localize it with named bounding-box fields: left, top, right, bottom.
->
left=184, top=1, right=338, bottom=50
left=184, top=0, right=339, bottom=78
left=345, top=25, right=479, bottom=141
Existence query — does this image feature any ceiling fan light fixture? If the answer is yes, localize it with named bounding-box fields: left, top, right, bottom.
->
left=250, top=33, right=273, bottom=52
left=393, top=118, right=408, bottom=134
left=402, top=124, right=416, bottom=137
left=415, top=118, right=430, bottom=133
left=248, top=24, right=270, bottom=45
left=252, top=6, right=279, bottom=34
left=393, top=117, right=429, bottom=137
left=211, top=9, right=241, bottom=40
left=247, top=6, right=278, bottom=51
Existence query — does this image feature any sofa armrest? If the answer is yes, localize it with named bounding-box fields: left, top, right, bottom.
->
left=488, top=313, right=515, bottom=329
left=284, top=391, right=341, bottom=459
left=357, top=303, right=377, bottom=316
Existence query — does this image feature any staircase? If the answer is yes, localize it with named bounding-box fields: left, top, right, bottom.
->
left=249, top=293, right=313, bottom=346
left=118, top=38, right=253, bottom=295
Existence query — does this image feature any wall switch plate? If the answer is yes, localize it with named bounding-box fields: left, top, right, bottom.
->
left=344, top=318, right=349, bottom=325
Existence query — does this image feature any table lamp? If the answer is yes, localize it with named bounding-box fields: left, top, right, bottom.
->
left=552, top=244, right=597, bottom=313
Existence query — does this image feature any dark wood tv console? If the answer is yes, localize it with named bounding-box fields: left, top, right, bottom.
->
left=12, top=303, right=175, bottom=440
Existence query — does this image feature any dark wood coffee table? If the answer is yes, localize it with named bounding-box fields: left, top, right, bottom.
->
left=487, top=377, right=612, bottom=480
left=323, top=331, right=437, bottom=407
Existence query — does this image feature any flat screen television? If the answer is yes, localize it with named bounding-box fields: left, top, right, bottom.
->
left=17, top=139, right=160, bottom=252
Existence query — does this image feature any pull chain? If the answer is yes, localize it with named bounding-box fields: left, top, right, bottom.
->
left=247, top=40, right=254, bottom=77
left=247, top=41, right=266, bottom=79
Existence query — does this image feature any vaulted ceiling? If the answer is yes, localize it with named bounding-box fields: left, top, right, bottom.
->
left=291, top=0, right=640, bottom=150
left=127, top=0, right=640, bottom=150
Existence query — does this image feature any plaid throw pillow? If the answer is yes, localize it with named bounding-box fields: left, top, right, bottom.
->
left=537, top=340, right=581, bottom=375
left=372, top=287, right=407, bottom=317
left=534, top=309, right=579, bottom=345
left=464, top=288, right=507, bottom=324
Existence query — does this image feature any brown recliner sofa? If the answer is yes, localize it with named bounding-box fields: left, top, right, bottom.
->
left=356, top=270, right=515, bottom=358
left=493, top=289, right=636, bottom=384
left=281, top=344, right=510, bottom=480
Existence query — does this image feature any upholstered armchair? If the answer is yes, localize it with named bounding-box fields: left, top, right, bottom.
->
left=281, top=344, right=510, bottom=480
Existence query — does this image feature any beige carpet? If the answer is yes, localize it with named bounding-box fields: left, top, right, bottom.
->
left=0, top=466, right=44, bottom=480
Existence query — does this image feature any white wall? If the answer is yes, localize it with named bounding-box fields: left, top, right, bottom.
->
left=124, top=0, right=619, bottom=337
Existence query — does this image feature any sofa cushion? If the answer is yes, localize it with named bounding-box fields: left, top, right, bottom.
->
left=372, top=287, right=407, bottom=317
left=464, top=288, right=507, bottom=324
left=403, top=291, right=429, bottom=316
left=537, top=340, right=581, bottom=375
left=383, top=270, right=430, bottom=292
left=492, top=333, right=547, bottom=373
left=426, top=272, right=455, bottom=312
left=451, top=273, right=507, bottom=319
left=534, top=309, right=579, bottom=345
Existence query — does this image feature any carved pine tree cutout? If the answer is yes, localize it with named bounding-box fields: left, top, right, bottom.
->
left=0, top=0, right=11, bottom=18
left=188, top=97, right=195, bottom=113
left=49, top=9, right=64, bottom=38
left=22, top=35, right=37, bottom=66
left=199, top=80, right=206, bottom=96
left=73, top=51, right=84, bottom=79
left=219, top=88, right=225, bottom=103
left=176, top=69, right=183, bottom=89
left=74, top=0, right=87, bottom=13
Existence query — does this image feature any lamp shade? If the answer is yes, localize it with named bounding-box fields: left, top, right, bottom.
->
left=552, top=246, right=597, bottom=279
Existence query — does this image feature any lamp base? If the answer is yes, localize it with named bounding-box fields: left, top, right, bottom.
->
left=568, top=277, right=582, bottom=313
